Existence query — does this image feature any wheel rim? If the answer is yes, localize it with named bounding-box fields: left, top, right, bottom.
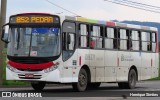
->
left=79, top=73, right=87, bottom=87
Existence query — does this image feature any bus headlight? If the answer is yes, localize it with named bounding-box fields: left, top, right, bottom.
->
left=43, top=62, right=59, bottom=73
left=7, top=64, right=18, bottom=72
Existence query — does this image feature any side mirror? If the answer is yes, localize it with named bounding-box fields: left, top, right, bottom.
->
left=1, top=23, right=9, bottom=43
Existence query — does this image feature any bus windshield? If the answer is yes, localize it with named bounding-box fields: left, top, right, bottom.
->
left=7, top=27, right=60, bottom=57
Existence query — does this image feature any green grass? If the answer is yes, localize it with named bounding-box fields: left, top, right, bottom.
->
left=2, top=49, right=29, bottom=86
left=149, top=77, right=160, bottom=81
left=3, top=81, right=29, bottom=86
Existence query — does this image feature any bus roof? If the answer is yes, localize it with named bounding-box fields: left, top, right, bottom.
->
left=10, top=13, right=158, bottom=32
left=64, top=15, right=158, bottom=32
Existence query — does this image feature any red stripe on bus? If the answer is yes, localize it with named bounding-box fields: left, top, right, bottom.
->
left=79, top=56, right=81, bottom=66
left=156, top=32, right=159, bottom=53
left=16, top=12, right=51, bottom=16
left=8, top=60, right=54, bottom=70
left=106, top=21, right=115, bottom=26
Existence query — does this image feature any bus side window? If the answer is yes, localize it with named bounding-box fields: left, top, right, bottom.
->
left=90, top=25, right=103, bottom=49
left=105, top=27, right=116, bottom=49
left=68, top=33, right=75, bottom=50
left=79, top=24, right=89, bottom=48
left=131, top=30, right=140, bottom=51
left=141, top=31, right=151, bottom=51
left=119, top=29, right=127, bottom=50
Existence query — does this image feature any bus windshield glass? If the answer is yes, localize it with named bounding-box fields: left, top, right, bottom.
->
left=7, top=27, right=60, bottom=57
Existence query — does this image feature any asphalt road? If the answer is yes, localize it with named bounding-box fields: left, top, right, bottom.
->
left=0, top=81, right=160, bottom=100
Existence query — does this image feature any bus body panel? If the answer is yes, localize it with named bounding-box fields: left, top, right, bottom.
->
left=141, top=53, right=152, bottom=80
left=89, top=49, right=105, bottom=82
left=104, top=50, right=117, bottom=82
left=130, top=52, right=141, bottom=80
left=117, top=51, right=130, bottom=82
left=61, top=50, right=79, bottom=83
left=155, top=53, right=159, bottom=78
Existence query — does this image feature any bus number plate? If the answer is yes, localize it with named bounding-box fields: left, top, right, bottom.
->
left=25, top=74, right=34, bottom=78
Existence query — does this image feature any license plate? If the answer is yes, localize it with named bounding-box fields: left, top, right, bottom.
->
left=25, top=74, right=34, bottom=78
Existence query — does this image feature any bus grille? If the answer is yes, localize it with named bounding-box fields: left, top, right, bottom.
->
left=17, top=68, right=43, bottom=72
left=14, top=59, right=46, bottom=64
left=18, top=74, right=42, bottom=79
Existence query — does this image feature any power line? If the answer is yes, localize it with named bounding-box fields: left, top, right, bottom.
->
left=45, top=0, right=80, bottom=16
left=104, top=0, right=160, bottom=14
left=121, top=0, right=160, bottom=9
left=115, top=0, right=160, bottom=11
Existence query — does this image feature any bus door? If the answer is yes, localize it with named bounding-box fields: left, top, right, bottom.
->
left=62, top=21, right=77, bottom=82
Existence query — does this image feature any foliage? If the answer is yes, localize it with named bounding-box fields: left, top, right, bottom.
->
left=2, top=49, right=29, bottom=86
left=149, top=77, right=160, bottom=80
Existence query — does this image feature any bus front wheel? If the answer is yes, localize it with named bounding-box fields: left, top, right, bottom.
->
left=31, top=82, right=46, bottom=91
left=72, top=68, right=88, bottom=92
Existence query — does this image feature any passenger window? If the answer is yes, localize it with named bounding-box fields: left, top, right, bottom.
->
left=90, top=25, right=103, bottom=48
left=141, top=32, right=151, bottom=51
left=105, top=27, right=117, bottom=49
left=79, top=24, right=89, bottom=47
left=119, top=29, right=128, bottom=50
left=131, top=30, right=140, bottom=51
left=68, top=33, right=75, bottom=50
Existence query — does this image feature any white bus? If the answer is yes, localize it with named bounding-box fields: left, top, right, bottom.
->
left=1, top=13, right=159, bottom=92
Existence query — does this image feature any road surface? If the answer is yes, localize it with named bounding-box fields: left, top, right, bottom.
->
left=0, top=81, right=160, bottom=100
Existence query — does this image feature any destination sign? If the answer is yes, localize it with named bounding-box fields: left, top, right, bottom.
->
left=10, top=15, right=59, bottom=24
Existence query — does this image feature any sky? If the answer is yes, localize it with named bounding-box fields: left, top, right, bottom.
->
left=5, top=0, right=160, bottom=23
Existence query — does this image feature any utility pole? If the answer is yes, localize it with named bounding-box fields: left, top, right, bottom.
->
left=0, top=0, right=7, bottom=85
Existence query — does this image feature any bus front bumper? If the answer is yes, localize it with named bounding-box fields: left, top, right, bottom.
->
left=6, top=67, right=61, bottom=82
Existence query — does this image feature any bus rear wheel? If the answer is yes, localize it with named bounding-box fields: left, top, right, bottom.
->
left=31, top=82, right=46, bottom=91
left=72, top=68, right=88, bottom=92
left=118, top=69, right=137, bottom=89
left=127, top=69, right=137, bottom=89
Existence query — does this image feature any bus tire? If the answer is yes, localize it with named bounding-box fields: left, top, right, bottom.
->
left=72, top=68, right=88, bottom=92
left=88, top=82, right=101, bottom=89
left=118, top=69, right=137, bottom=89
left=127, top=69, right=137, bottom=89
left=31, top=82, right=45, bottom=91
